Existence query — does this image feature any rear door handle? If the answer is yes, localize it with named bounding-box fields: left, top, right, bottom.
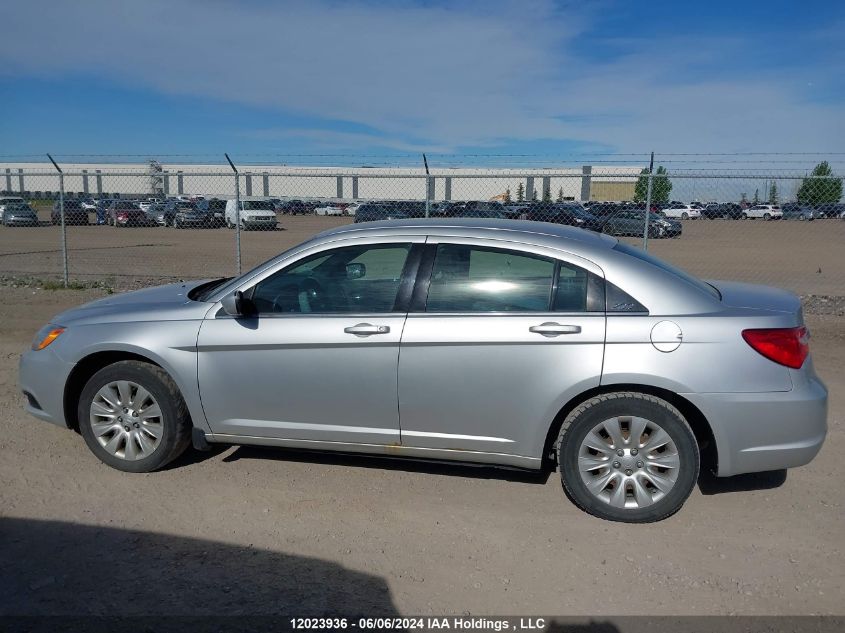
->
left=344, top=323, right=390, bottom=336
left=529, top=322, right=582, bottom=337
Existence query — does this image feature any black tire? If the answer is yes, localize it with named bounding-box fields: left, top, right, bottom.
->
left=763, top=212, right=771, bottom=221
left=556, top=392, right=699, bottom=523
left=78, top=360, right=192, bottom=473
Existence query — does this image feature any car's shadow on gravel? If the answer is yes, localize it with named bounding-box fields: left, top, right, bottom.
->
left=697, top=468, right=787, bottom=495
left=217, top=444, right=553, bottom=484
left=0, top=517, right=400, bottom=617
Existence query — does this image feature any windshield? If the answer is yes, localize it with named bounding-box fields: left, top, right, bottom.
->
left=243, top=201, right=273, bottom=211
left=613, top=241, right=720, bottom=299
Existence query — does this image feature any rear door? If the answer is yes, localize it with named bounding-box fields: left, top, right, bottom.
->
left=398, top=239, right=606, bottom=462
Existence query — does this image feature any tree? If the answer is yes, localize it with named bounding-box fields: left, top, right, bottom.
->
left=503, top=188, right=511, bottom=204
left=556, top=186, right=564, bottom=202
left=530, top=187, right=538, bottom=202
left=753, top=189, right=759, bottom=204
left=542, top=185, right=552, bottom=202
left=516, top=182, right=525, bottom=202
left=768, top=181, right=778, bottom=204
left=796, top=161, right=843, bottom=206
left=633, top=165, right=672, bottom=204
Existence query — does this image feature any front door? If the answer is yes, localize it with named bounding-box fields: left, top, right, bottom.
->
left=398, top=240, right=606, bottom=461
left=197, top=239, right=422, bottom=446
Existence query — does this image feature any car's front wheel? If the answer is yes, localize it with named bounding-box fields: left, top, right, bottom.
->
left=78, top=361, right=192, bottom=472
left=557, top=392, right=699, bottom=523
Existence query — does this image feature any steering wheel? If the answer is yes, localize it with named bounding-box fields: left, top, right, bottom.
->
left=271, top=278, right=327, bottom=313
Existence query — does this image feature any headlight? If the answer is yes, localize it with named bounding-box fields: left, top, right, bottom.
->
left=32, top=324, right=65, bottom=350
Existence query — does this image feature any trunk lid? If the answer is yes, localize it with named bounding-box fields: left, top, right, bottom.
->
left=709, top=280, right=801, bottom=315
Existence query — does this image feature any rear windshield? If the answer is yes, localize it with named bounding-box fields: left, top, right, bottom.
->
left=613, top=241, right=720, bottom=299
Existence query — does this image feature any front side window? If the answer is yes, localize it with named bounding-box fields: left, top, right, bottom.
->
left=251, top=243, right=411, bottom=314
left=426, top=244, right=555, bottom=312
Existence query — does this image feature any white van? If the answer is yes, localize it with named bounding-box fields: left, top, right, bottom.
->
left=224, top=198, right=278, bottom=230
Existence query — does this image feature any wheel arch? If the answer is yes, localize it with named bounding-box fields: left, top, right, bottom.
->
left=542, top=383, right=717, bottom=475
left=64, top=351, right=171, bottom=432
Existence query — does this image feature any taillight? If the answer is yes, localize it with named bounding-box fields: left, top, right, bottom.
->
left=742, top=326, right=810, bottom=369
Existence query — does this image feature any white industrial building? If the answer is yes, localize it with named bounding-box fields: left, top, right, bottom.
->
left=0, top=162, right=642, bottom=202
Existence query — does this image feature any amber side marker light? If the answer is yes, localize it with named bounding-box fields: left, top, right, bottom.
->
left=32, top=326, right=65, bottom=351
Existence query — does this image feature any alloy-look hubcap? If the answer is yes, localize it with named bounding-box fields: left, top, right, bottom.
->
left=89, top=380, right=163, bottom=460
left=577, top=415, right=681, bottom=509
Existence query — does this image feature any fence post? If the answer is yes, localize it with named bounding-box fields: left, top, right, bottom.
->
left=47, top=154, right=69, bottom=288
left=423, top=154, right=431, bottom=218
left=225, top=153, right=242, bottom=276
left=642, top=151, right=655, bottom=251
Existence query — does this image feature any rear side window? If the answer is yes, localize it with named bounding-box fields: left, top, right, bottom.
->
left=426, top=245, right=554, bottom=312
left=613, top=241, right=719, bottom=299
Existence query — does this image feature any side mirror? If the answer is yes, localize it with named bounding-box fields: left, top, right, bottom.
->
left=221, top=290, right=249, bottom=317
left=346, top=262, right=366, bottom=280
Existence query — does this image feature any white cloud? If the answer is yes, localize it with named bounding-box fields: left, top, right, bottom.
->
left=0, top=0, right=842, bottom=153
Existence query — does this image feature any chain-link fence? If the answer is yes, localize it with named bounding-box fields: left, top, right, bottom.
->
left=1, top=157, right=843, bottom=308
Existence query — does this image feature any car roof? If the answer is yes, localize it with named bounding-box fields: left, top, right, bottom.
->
left=313, top=218, right=618, bottom=252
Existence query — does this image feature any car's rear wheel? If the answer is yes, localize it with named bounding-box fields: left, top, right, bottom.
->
left=681, top=212, right=689, bottom=219
left=78, top=361, right=192, bottom=473
left=763, top=212, right=771, bottom=220
left=557, top=392, right=699, bottom=523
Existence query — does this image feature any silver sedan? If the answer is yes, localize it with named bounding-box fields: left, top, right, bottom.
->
left=19, top=219, right=827, bottom=522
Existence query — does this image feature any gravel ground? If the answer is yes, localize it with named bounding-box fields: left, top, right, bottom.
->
left=0, top=286, right=842, bottom=616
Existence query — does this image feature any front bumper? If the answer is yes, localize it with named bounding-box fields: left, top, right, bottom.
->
left=19, top=347, right=76, bottom=428
left=5, top=217, right=38, bottom=226
left=684, top=376, right=828, bottom=477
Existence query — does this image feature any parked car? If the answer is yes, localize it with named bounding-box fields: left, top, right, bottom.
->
left=662, top=204, right=701, bottom=220
left=277, top=199, right=310, bottom=215
left=781, top=203, right=815, bottom=221
left=173, top=202, right=215, bottom=229
left=158, top=200, right=198, bottom=226
left=344, top=202, right=367, bottom=216
left=602, top=209, right=682, bottom=238
left=138, top=198, right=163, bottom=212
left=106, top=201, right=149, bottom=227
left=0, top=196, right=25, bottom=214
left=20, top=218, right=827, bottom=523
left=224, top=198, right=277, bottom=230
left=702, top=203, right=743, bottom=220
left=195, top=198, right=227, bottom=227
left=51, top=199, right=89, bottom=225
left=742, top=204, right=782, bottom=220
left=813, top=203, right=845, bottom=219
left=144, top=203, right=168, bottom=226
left=439, top=201, right=508, bottom=218
left=524, top=203, right=604, bottom=231
left=353, top=204, right=410, bottom=223
left=95, top=199, right=116, bottom=225
left=315, top=203, right=346, bottom=216
left=2, top=202, right=38, bottom=226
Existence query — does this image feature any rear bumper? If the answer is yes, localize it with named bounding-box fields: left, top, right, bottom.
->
left=684, top=377, right=828, bottom=477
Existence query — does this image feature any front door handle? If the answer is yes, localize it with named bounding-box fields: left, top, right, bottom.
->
left=529, top=322, right=582, bottom=337
left=344, top=323, right=390, bottom=336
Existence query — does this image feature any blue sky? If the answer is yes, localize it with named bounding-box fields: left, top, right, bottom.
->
left=0, top=0, right=843, bottom=165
